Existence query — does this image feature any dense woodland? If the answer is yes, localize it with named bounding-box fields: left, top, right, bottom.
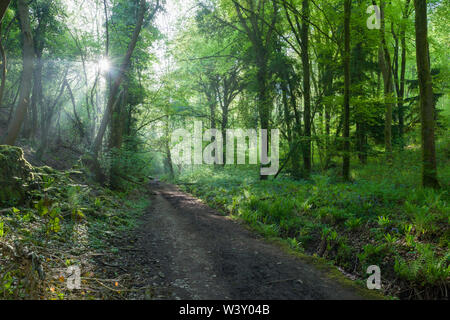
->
left=0, top=0, right=448, bottom=300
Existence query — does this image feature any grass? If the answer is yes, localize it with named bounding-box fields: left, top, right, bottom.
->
left=176, top=144, right=449, bottom=300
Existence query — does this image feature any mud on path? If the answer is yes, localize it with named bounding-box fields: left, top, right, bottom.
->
left=107, top=182, right=368, bottom=300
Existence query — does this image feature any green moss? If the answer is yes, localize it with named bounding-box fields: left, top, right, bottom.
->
left=0, top=145, right=35, bottom=206
left=34, top=166, right=57, bottom=175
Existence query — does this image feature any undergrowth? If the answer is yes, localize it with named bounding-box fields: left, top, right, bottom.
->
left=0, top=160, right=150, bottom=300
left=177, top=147, right=449, bottom=300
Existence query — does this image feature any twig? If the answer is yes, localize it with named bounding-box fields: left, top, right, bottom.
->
left=92, top=278, right=122, bottom=295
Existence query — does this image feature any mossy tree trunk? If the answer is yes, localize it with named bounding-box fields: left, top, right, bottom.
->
left=0, top=146, right=34, bottom=206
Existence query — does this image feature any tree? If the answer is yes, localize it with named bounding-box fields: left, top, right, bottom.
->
left=91, top=0, right=160, bottom=158
left=27, top=0, right=63, bottom=140
left=342, top=0, right=351, bottom=181
left=414, top=0, right=439, bottom=189
left=0, top=0, right=11, bottom=110
left=36, top=69, right=68, bottom=159
left=299, top=0, right=311, bottom=178
left=378, top=0, right=393, bottom=159
left=280, top=0, right=314, bottom=178
left=232, top=0, right=278, bottom=180
left=392, top=0, right=412, bottom=148
left=3, top=0, right=34, bottom=146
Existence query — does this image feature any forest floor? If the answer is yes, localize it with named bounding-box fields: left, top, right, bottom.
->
left=106, top=182, right=381, bottom=300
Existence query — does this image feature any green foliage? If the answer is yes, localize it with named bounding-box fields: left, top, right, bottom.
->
left=394, top=244, right=450, bottom=286
left=336, top=241, right=354, bottom=269
left=34, top=198, right=63, bottom=235
left=286, top=237, right=304, bottom=252
left=357, top=244, right=389, bottom=270
left=344, top=217, right=363, bottom=231
left=0, top=220, right=5, bottom=238
left=71, top=209, right=85, bottom=222
left=378, top=216, right=392, bottom=227
left=1, top=272, right=14, bottom=296
left=384, top=233, right=399, bottom=246
left=106, top=136, right=154, bottom=191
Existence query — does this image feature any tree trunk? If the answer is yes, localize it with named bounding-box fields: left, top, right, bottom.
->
left=289, top=78, right=303, bottom=177
left=352, top=40, right=367, bottom=164
left=342, top=0, right=351, bottom=181
left=30, top=15, right=48, bottom=141
left=3, top=0, right=34, bottom=146
left=0, top=0, right=12, bottom=109
left=165, top=118, right=174, bottom=179
left=323, top=52, right=333, bottom=168
left=29, top=52, right=43, bottom=140
left=109, top=78, right=128, bottom=150
left=301, top=0, right=311, bottom=178
left=414, top=0, right=439, bottom=189
left=108, top=81, right=128, bottom=189
left=209, top=94, right=218, bottom=166
left=65, top=79, right=85, bottom=140
left=221, top=101, right=229, bottom=166
left=281, top=80, right=295, bottom=174
left=256, top=55, right=270, bottom=180
left=36, top=71, right=67, bottom=159
left=398, top=0, right=411, bottom=148
left=379, top=0, right=393, bottom=159
left=232, top=0, right=277, bottom=180
left=0, top=25, right=7, bottom=110
left=208, top=91, right=216, bottom=130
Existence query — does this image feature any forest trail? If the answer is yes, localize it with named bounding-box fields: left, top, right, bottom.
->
left=112, top=182, right=371, bottom=300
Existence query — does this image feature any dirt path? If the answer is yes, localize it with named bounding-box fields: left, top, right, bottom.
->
left=111, top=182, right=369, bottom=300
